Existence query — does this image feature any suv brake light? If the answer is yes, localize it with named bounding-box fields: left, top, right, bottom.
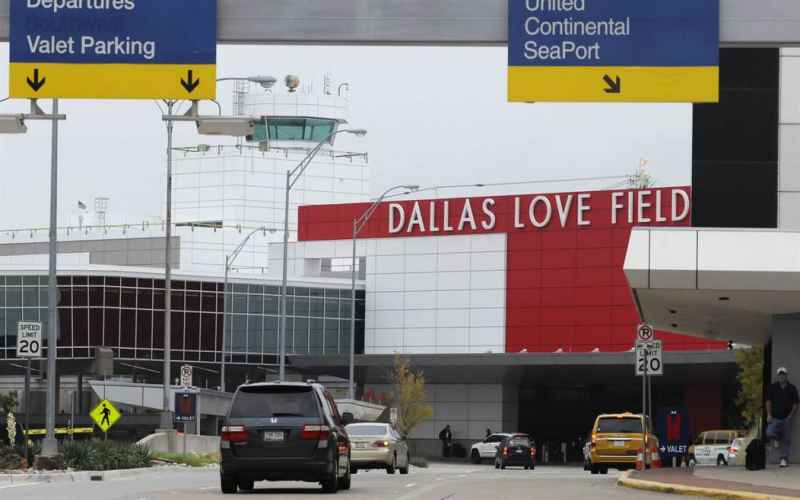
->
left=502, top=447, right=508, bottom=456
left=530, top=447, right=536, bottom=457
left=301, top=424, right=331, bottom=441
left=221, top=425, right=248, bottom=442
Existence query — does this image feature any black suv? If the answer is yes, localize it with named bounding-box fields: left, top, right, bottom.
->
left=220, top=381, right=352, bottom=494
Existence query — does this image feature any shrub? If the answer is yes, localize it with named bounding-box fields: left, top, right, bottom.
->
left=63, top=441, right=152, bottom=471
left=0, top=446, right=22, bottom=470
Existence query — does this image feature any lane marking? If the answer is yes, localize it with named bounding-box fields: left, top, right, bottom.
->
left=0, top=483, right=39, bottom=490
left=405, top=483, right=417, bottom=488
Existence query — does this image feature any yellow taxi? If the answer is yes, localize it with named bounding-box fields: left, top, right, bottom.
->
left=587, top=412, right=659, bottom=474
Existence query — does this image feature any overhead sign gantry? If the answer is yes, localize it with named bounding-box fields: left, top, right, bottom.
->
left=8, top=0, right=216, bottom=100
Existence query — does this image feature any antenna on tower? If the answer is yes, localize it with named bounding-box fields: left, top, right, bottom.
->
left=627, top=158, right=654, bottom=189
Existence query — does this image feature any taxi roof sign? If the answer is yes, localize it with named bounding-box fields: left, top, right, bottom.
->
left=90, top=399, right=122, bottom=433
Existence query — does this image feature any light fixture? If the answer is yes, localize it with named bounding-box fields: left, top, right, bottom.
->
left=248, top=75, right=277, bottom=90
left=0, top=115, right=27, bottom=134
left=196, top=117, right=257, bottom=137
left=404, top=184, right=421, bottom=191
left=347, top=128, right=368, bottom=137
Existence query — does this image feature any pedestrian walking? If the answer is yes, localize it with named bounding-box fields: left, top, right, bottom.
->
left=766, top=367, right=799, bottom=468
left=439, top=424, right=453, bottom=458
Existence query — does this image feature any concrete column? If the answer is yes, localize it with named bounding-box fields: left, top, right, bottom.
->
left=771, top=315, right=800, bottom=464
left=779, top=48, right=800, bottom=229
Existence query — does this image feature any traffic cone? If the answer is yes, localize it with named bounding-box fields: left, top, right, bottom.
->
left=651, top=445, right=662, bottom=469
left=635, top=448, right=645, bottom=471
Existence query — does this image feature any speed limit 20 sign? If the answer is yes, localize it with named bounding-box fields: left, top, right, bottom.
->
left=635, top=340, right=663, bottom=376
left=17, top=321, right=43, bottom=358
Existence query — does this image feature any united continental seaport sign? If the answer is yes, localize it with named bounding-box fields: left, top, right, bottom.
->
left=9, top=0, right=217, bottom=99
left=508, top=0, right=720, bottom=103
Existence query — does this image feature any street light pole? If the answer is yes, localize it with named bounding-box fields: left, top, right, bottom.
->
left=348, top=185, right=419, bottom=400
left=160, top=100, right=175, bottom=430
left=0, top=100, right=66, bottom=458
left=278, top=128, right=367, bottom=381
left=221, top=226, right=268, bottom=392
left=42, top=99, right=60, bottom=457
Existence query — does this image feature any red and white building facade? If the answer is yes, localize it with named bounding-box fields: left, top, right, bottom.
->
left=272, top=186, right=734, bottom=451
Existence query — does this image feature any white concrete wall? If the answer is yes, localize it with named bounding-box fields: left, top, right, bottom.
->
left=780, top=48, right=800, bottom=230
left=365, top=234, right=507, bottom=354
left=365, top=383, right=517, bottom=441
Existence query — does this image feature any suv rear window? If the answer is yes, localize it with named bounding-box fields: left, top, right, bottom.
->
left=230, top=385, right=320, bottom=418
left=508, top=436, right=531, bottom=447
left=596, top=417, right=642, bottom=434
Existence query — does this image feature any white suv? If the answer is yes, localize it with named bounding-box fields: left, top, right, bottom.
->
left=470, top=433, right=512, bottom=464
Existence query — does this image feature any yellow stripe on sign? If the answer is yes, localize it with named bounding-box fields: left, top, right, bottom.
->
left=508, top=66, right=719, bottom=103
left=9, top=63, right=216, bottom=100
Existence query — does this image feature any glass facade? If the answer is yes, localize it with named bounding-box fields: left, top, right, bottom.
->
left=0, top=275, right=365, bottom=364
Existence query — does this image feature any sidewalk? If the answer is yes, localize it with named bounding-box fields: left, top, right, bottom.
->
left=618, top=467, right=800, bottom=499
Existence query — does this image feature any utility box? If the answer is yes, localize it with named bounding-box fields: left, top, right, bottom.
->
left=92, top=347, right=114, bottom=377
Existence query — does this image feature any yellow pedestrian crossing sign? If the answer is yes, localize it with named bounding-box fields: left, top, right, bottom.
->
left=90, top=400, right=122, bottom=433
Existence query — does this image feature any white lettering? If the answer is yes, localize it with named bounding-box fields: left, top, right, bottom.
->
left=627, top=191, right=634, bottom=224
left=443, top=201, right=454, bottom=231
left=407, top=202, right=426, bottom=233
left=555, top=194, right=573, bottom=227
left=529, top=196, right=552, bottom=228
left=655, top=190, right=666, bottom=222
left=481, top=198, right=497, bottom=230
left=637, top=190, right=652, bottom=223
left=577, top=193, right=591, bottom=226
left=671, top=189, right=690, bottom=221
left=514, top=197, right=525, bottom=229
left=388, top=203, right=405, bottom=234
left=458, top=200, right=477, bottom=231
left=611, top=191, right=625, bottom=225
left=429, top=202, right=440, bottom=232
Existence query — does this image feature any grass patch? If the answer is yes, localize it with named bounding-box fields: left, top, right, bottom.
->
left=151, top=452, right=219, bottom=467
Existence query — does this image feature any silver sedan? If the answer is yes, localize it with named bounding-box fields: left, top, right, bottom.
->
left=346, top=423, right=410, bottom=475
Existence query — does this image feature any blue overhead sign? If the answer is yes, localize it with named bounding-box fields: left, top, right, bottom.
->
left=9, top=0, right=217, bottom=99
left=508, top=0, right=720, bottom=102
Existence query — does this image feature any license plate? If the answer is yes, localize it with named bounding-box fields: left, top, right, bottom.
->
left=354, top=443, right=368, bottom=449
left=515, top=449, right=524, bottom=454
left=263, top=431, right=284, bottom=441
left=612, top=440, right=626, bottom=448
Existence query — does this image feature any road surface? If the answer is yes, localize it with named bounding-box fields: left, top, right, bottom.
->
left=0, top=464, right=674, bottom=500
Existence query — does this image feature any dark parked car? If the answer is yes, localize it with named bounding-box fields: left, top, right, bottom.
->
left=494, top=434, right=536, bottom=470
left=220, top=381, right=352, bottom=494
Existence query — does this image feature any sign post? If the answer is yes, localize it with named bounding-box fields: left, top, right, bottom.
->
left=508, top=0, right=720, bottom=103
left=9, top=0, right=217, bottom=100
left=17, top=321, right=42, bottom=461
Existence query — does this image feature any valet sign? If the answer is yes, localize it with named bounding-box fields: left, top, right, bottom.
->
left=9, top=0, right=217, bottom=99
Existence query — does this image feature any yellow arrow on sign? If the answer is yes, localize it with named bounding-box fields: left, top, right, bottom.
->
left=90, top=399, right=122, bottom=433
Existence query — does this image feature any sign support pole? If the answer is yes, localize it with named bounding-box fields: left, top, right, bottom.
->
left=160, top=100, right=175, bottom=430
left=24, top=358, right=30, bottom=461
left=41, top=98, right=60, bottom=458
left=642, top=346, right=648, bottom=467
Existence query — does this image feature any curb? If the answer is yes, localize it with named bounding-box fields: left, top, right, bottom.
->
left=0, top=464, right=214, bottom=485
left=617, top=470, right=799, bottom=500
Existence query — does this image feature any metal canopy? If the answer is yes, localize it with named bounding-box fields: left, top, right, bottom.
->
left=1, top=0, right=800, bottom=46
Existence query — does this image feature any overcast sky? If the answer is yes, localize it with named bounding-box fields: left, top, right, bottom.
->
left=0, top=44, right=692, bottom=229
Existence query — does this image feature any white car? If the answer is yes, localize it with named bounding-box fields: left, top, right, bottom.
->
left=688, top=430, right=747, bottom=467
left=470, top=433, right=512, bottom=463
left=726, top=437, right=754, bottom=466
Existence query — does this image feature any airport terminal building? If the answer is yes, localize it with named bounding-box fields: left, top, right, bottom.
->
left=2, top=46, right=794, bottom=458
